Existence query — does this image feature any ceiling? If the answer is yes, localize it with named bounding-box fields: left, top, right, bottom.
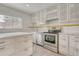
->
left=1, top=3, right=54, bottom=14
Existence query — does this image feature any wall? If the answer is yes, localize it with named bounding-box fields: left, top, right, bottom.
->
left=0, top=4, right=34, bottom=32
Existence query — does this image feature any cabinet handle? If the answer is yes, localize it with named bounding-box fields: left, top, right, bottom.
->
left=0, top=42, right=5, bottom=44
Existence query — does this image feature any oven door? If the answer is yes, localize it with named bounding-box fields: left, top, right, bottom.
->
left=44, top=33, right=57, bottom=47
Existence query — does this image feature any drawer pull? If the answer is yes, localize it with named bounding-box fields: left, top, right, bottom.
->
left=0, top=42, right=5, bottom=44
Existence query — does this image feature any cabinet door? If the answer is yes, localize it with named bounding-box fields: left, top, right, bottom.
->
left=59, top=34, right=69, bottom=55
left=59, top=3, right=68, bottom=24
left=69, top=3, right=79, bottom=24
left=46, top=4, right=59, bottom=20
left=39, top=10, right=46, bottom=24
left=69, top=35, right=79, bottom=56
left=69, top=35, right=76, bottom=56
left=76, top=36, right=79, bottom=56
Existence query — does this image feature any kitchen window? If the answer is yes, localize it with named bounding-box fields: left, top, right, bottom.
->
left=0, top=15, right=23, bottom=29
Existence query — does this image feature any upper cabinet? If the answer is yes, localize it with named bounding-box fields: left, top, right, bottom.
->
left=69, top=4, right=79, bottom=24
left=38, top=10, right=46, bottom=25
left=46, top=4, right=59, bottom=20
left=59, top=3, right=68, bottom=24
left=32, top=9, right=46, bottom=26
left=32, top=3, right=79, bottom=28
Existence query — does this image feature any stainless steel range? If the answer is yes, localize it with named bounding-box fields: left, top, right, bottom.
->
left=43, top=30, right=61, bottom=53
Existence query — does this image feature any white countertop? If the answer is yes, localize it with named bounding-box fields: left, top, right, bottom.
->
left=0, top=32, right=34, bottom=39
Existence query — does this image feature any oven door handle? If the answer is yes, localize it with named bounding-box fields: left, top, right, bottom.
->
left=45, top=35, right=48, bottom=41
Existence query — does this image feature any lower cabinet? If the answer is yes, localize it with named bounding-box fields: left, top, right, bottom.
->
left=59, top=34, right=79, bottom=56
left=0, top=35, right=33, bottom=56
left=69, top=35, right=79, bottom=56
left=59, top=34, right=69, bottom=55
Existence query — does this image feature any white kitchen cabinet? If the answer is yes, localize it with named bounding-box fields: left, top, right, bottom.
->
left=39, top=10, right=46, bottom=24
left=59, top=3, right=69, bottom=24
left=46, top=4, right=59, bottom=20
left=69, top=4, right=79, bottom=23
left=69, top=35, right=79, bottom=56
left=59, top=3, right=79, bottom=24
left=59, top=34, right=79, bottom=56
left=59, top=34, right=69, bottom=55
left=32, top=10, right=46, bottom=26
left=32, top=12, right=40, bottom=26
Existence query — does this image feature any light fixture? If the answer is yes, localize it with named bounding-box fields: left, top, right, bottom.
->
left=26, top=4, right=30, bottom=7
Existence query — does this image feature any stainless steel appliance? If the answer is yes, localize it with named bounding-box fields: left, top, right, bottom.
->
left=43, top=30, right=61, bottom=53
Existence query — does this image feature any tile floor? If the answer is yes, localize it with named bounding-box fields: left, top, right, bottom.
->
left=32, top=44, right=61, bottom=56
